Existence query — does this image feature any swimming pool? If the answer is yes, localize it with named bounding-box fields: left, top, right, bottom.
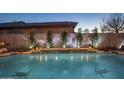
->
left=0, top=52, right=124, bottom=79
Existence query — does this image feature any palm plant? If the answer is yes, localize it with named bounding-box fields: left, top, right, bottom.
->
left=29, top=31, right=36, bottom=49
left=60, top=31, right=68, bottom=48
left=46, top=30, right=53, bottom=48
left=76, top=28, right=82, bottom=48
left=91, top=27, right=99, bottom=48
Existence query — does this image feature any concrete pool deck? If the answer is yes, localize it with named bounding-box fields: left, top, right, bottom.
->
left=0, top=52, right=16, bottom=57
left=111, top=50, right=124, bottom=55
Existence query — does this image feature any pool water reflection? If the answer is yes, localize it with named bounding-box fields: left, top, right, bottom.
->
left=0, top=53, right=124, bottom=79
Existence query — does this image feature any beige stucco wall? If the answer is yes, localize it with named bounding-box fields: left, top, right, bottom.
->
left=0, top=33, right=124, bottom=50
left=0, top=27, right=74, bottom=34
left=97, top=33, right=124, bottom=49
left=0, top=26, right=75, bottom=50
left=0, top=34, right=29, bottom=50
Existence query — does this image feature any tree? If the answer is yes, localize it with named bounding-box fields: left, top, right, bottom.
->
left=83, top=28, right=90, bottom=33
left=60, top=31, right=68, bottom=48
left=91, top=27, right=99, bottom=48
left=46, top=30, right=53, bottom=48
left=100, top=21, right=107, bottom=33
left=102, top=13, right=124, bottom=33
left=76, top=28, right=83, bottom=48
left=29, top=31, right=36, bottom=49
left=100, top=25, right=107, bottom=33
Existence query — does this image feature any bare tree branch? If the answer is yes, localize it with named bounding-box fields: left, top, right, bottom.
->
left=101, top=13, right=124, bottom=33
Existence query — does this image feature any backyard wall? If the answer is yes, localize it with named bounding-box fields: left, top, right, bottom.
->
left=97, top=33, right=124, bottom=49
left=0, top=33, right=124, bottom=50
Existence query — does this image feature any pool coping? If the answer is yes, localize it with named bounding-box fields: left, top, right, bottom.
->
left=1, top=48, right=123, bottom=57
left=0, top=51, right=104, bottom=57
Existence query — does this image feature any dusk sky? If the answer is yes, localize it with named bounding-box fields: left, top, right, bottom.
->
left=0, top=13, right=110, bottom=31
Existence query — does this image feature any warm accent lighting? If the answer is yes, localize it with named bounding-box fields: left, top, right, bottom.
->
left=29, top=45, right=33, bottom=49
left=0, top=42, right=5, bottom=46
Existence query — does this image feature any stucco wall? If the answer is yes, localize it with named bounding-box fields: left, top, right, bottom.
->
left=0, top=33, right=124, bottom=50
left=97, top=33, right=124, bottom=49
left=0, top=27, right=74, bottom=34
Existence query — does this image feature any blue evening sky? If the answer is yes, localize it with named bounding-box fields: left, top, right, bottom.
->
left=0, top=13, right=110, bottom=31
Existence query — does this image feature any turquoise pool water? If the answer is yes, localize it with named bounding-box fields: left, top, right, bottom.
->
left=0, top=53, right=124, bottom=79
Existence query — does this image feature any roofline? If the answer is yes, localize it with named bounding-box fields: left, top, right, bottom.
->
left=0, top=21, right=78, bottom=30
